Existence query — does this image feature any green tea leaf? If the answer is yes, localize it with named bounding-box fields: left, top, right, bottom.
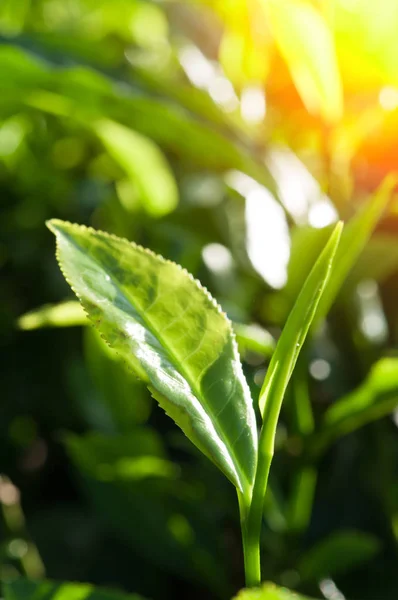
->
left=297, top=530, right=380, bottom=582
left=47, top=220, right=257, bottom=494
left=94, top=119, right=178, bottom=218
left=233, top=582, right=316, bottom=600
left=259, top=223, right=343, bottom=417
left=3, top=578, right=146, bottom=600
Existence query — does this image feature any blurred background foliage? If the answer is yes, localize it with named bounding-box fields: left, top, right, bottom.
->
left=2, top=1, right=398, bottom=599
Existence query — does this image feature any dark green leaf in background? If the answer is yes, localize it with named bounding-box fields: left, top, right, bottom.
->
left=313, top=358, right=398, bottom=453
left=3, top=578, right=146, bottom=600
left=297, top=530, right=380, bottom=583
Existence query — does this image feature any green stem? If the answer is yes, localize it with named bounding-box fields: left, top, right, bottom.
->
left=245, top=429, right=274, bottom=586
left=238, top=490, right=261, bottom=587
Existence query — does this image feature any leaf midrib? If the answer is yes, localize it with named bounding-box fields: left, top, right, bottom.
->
left=61, top=228, right=250, bottom=490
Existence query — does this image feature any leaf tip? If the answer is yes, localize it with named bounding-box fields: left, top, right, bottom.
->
left=46, top=218, right=65, bottom=236
left=330, top=219, right=344, bottom=246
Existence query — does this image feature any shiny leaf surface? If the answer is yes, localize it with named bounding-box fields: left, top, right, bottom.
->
left=47, top=220, right=257, bottom=494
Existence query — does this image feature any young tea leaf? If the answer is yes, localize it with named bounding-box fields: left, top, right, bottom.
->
left=47, top=220, right=258, bottom=494
left=245, top=224, right=342, bottom=587
left=259, top=223, right=343, bottom=418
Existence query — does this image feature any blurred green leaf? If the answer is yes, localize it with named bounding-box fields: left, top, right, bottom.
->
left=314, top=358, right=398, bottom=452
left=66, top=430, right=176, bottom=483
left=0, top=46, right=48, bottom=91
left=17, top=300, right=86, bottom=330
left=265, top=0, right=343, bottom=122
left=0, top=43, right=277, bottom=187
left=315, top=173, right=398, bottom=325
left=297, top=530, right=380, bottom=582
left=346, top=233, right=398, bottom=287
left=48, top=219, right=257, bottom=494
left=263, top=174, right=397, bottom=326
left=65, top=431, right=229, bottom=595
left=233, top=582, right=315, bottom=599
left=0, top=42, right=278, bottom=194
left=3, top=578, right=146, bottom=600
left=94, top=119, right=178, bottom=217
left=0, top=0, right=30, bottom=35
left=234, top=323, right=276, bottom=359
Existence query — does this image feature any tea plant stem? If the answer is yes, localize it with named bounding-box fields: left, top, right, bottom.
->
left=238, top=490, right=261, bottom=587
left=245, top=426, right=274, bottom=586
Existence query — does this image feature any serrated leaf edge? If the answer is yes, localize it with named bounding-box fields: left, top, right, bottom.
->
left=46, top=219, right=257, bottom=492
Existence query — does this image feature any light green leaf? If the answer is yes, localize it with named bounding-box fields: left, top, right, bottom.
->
left=94, top=119, right=178, bottom=217
left=234, top=323, right=276, bottom=359
left=47, top=220, right=257, bottom=494
left=17, top=300, right=86, bottom=330
left=233, top=582, right=316, bottom=600
left=0, top=44, right=278, bottom=197
left=297, top=530, right=380, bottom=582
left=247, top=224, right=342, bottom=586
left=313, top=358, right=398, bottom=453
left=3, top=578, right=146, bottom=600
left=259, top=223, right=343, bottom=417
left=66, top=430, right=177, bottom=483
left=0, top=0, right=30, bottom=35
